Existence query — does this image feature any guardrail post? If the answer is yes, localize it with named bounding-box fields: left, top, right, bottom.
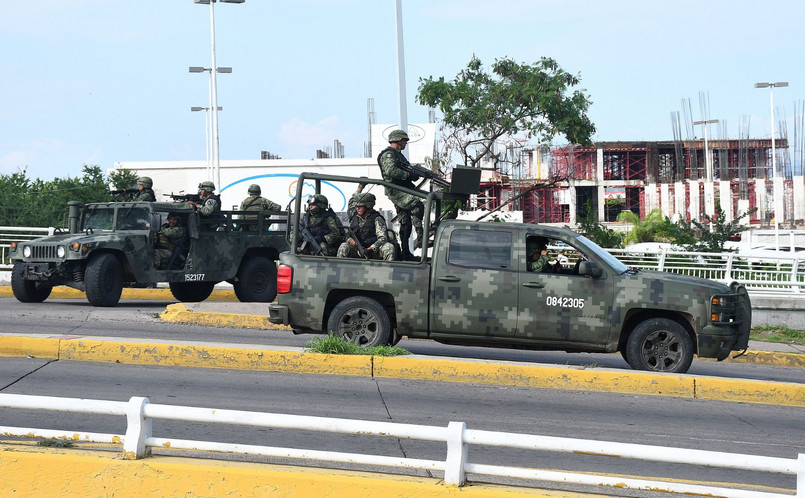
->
left=123, top=396, right=151, bottom=459
left=797, top=453, right=804, bottom=497
left=444, top=421, right=467, bottom=486
left=657, top=249, right=666, bottom=272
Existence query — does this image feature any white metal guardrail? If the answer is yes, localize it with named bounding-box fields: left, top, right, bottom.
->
left=0, top=394, right=801, bottom=497
left=0, top=226, right=54, bottom=269
left=608, top=248, right=805, bottom=296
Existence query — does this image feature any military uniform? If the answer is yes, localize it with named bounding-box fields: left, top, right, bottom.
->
left=153, top=218, right=185, bottom=269
left=193, top=181, right=222, bottom=230
left=337, top=193, right=396, bottom=261
left=299, top=195, right=343, bottom=256
left=377, top=130, right=424, bottom=260
left=239, top=184, right=282, bottom=231
left=527, top=238, right=551, bottom=272
left=126, top=176, right=155, bottom=202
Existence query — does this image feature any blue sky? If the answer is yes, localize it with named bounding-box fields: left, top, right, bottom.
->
left=2, top=0, right=802, bottom=181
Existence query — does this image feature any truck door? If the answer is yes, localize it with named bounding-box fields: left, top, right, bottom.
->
left=518, top=234, right=614, bottom=348
left=430, top=226, right=518, bottom=338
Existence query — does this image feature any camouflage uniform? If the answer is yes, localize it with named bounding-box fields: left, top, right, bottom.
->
left=337, top=193, right=396, bottom=261
left=527, top=237, right=551, bottom=272
left=153, top=216, right=185, bottom=268
left=239, top=184, right=282, bottom=230
left=300, top=195, right=343, bottom=256
left=127, top=177, right=155, bottom=202
left=377, top=130, right=424, bottom=260
left=193, top=181, right=222, bottom=230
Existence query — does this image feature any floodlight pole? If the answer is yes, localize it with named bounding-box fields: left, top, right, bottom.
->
left=755, top=81, right=789, bottom=248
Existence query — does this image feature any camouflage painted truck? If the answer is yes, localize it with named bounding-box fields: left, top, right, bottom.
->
left=9, top=200, right=288, bottom=306
left=268, top=172, right=751, bottom=374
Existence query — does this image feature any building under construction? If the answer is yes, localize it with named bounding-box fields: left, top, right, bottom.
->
left=474, top=138, right=803, bottom=228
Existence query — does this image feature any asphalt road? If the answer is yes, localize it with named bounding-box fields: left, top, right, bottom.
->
left=1, top=298, right=803, bottom=384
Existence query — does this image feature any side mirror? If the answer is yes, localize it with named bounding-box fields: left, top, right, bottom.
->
left=578, top=261, right=603, bottom=278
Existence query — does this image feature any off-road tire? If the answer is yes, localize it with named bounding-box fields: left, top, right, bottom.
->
left=233, top=256, right=277, bottom=302
left=11, top=262, right=52, bottom=303
left=85, top=253, right=124, bottom=307
left=626, top=318, right=694, bottom=373
left=169, top=281, right=216, bottom=302
left=327, top=296, right=391, bottom=347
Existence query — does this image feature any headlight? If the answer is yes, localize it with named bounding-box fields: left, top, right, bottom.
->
left=57, top=246, right=66, bottom=258
left=23, top=246, right=32, bottom=258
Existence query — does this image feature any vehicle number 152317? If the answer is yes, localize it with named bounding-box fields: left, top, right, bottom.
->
left=546, top=296, right=585, bottom=309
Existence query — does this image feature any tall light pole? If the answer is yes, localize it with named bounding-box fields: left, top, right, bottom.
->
left=394, top=0, right=409, bottom=159
left=755, top=81, right=789, bottom=245
left=194, top=0, right=244, bottom=191
left=693, top=118, right=719, bottom=223
left=191, top=105, right=222, bottom=181
left=189, top=66, right=231, bottom=184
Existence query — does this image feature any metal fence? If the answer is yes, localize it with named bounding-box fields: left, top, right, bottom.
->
left=0, top=226, right=54, bottom=269
left=0, top=394, right=801, bottom=497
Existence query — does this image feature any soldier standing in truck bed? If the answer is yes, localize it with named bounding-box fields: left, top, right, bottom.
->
left=239, top=184, right=281, bottom=230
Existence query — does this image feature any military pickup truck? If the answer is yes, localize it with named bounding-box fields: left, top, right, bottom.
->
left=268, top=173, right=751, bottom=374
left=9, top=200, right=288, bottom=307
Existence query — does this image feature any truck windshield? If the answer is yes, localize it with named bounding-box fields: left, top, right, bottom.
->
left=116, top=207, right=150, bottom=231
left=575, top=235, right=628, bottom=274
left=81, top=207, right=115, bottom=231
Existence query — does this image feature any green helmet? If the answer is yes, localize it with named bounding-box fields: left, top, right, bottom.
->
left=198, top=181, right=216, bottom=193
left=308, top=194, right=329, bottom=210
left=353, top=192, right=375, bottom=209
left=248, top=184, right=261, bottom=195
left=137, top=176, right=153, bottom=188
left=388, top=129, right=409, bottom=143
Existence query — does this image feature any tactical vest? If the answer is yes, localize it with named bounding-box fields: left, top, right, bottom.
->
left=350, top=211, right=382, bottom=247
left=306, top=209, right=338, bottom=242
left=243, top=195, right=262, bottom=212
left=204, top=193, right=222, bottom=214
left=377, top=147, right=416, bottom=189
left=132, top=188, right=155, bottom=201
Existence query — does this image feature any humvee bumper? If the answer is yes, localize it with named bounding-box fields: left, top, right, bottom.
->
left=268, top=303, right=289, bottom=325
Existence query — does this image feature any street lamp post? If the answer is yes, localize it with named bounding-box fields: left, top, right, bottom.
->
left=693, top=118, right=719, bottom=225
left=189, top=66, right=231, bottom=184
left=194, top=0, right=244, bottom=191
left=755, top=81, right=789, bottom=247
left=191, top=105, right=222, bottom=181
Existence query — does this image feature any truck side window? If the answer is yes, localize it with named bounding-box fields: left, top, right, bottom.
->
left=448, top=230, right=512, bottom=269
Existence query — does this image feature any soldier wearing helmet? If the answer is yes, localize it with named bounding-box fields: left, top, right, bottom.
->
left=526, top=236, right=552, bottom=272
left=338, top=192, right=396, bottom=261
left=188, top=181, right=222, bottom=229
left=299, top=194, right=343, bottom=256
left=377, top=129, right=425, bottom=261
left=153, top=212, right=185, bottom=269
left=239, top=183, right=281, bottom=231
left=120, top=176, right=155, bottom=201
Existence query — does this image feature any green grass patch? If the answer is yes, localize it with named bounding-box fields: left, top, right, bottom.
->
left=750, top=325, right=805, bottom=344
left=37, top=439, right=74, bottom=448
left=305, top=334, right=410, bottom=357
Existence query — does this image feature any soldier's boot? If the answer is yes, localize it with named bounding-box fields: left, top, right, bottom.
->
left=413, top=225, right=424, bottom=249
left=400, top=225, right=416, bottom=261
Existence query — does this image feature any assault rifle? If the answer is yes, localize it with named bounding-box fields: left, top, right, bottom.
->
left=110, top=188, right=139, bottom=196
left=163, top=192, right=202, bottom=204
left=401, top=162, right=450, bottom=189
left=347, top=228, right=369, bottom=259
left=299, top=227, right=324, bottom=256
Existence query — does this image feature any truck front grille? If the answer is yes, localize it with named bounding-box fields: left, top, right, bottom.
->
left=30, top=245, right=59, bottom=260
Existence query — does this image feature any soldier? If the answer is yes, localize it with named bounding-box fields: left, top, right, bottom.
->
left=239, top=184, right=281, bottom=230
left=187, top=181, right=222, bottom=230
left=299, top=194, right=343, bottom=256
left=377, top=129, right=425, bottom=261
left=131, top=177, right=156, bottom=201
left=527, top=237, right=552, bottom=272
left=338, top=193, right=396, bottom=261
left=153, top=213, right=185, bottom=269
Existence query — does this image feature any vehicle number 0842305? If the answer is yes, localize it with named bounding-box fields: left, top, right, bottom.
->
left=546, top=296, right=584, bottom=309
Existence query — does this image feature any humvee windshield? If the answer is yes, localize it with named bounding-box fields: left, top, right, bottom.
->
left=81, top=206, right=115, bottom=231
left=116, top=207, right=150, bottom=230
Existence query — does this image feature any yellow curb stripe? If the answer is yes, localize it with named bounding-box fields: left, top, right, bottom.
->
left=159, top=303, right=289, bottom=330
left=722, top=350, right=805, bottom=368
left=695, top=377, right=805, bottom=406
left=0, top=336, right=59, bottom=359
left=1, top=444, right=585, bottom=497
left=0, top=286, right=237, bottom=301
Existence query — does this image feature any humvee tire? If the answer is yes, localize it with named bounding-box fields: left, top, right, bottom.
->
left=11, top=262, right=52, bottom=303
left=233, top=256, right=277, bottom=302
left=85, top=253, right=124, bottom=307
left=169, top=281, right=216, bottom=302
left=327, top=296, right=391, bottom=347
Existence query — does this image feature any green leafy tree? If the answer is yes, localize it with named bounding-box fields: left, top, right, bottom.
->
left=576, top=201, right=623, bottom=248
left=417, top=55, right=596, bottom=171
left=616, top=209, right=687, bottom=246
left=109, top=168, right=140, bottom=193
left=684, top=206, right=756, bottom=253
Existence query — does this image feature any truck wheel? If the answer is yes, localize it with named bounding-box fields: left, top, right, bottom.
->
left=233, top=257, right=277, bottom=302
left=327, top=296, right=391, bottom=347
left=169, top=281, right=215, bottom=302
left=11, top=262, right=52, bottom=303
left=625, top=318, right=694, bottom=373
left=85, top=253, right=123, bottom=307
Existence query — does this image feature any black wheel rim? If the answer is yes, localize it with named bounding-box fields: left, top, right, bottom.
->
left=639, top=330, right=684, bottom=371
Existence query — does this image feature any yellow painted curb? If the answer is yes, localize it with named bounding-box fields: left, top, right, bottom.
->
left=375, top=356, right=695, bottom=398
left=0, top=443, right=583, bottom=497
left=0, top=336, right=59, bottom=359
left=694, top=376, right=805, bottom=406
left=0, top=285, right=237, bottom=301
left=160, top=303, right=290, bottom=330
left=722, top=350, right=805, bottom=368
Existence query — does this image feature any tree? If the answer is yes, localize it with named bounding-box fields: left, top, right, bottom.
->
left=684, top=206, right=756, bottom=253
left=416, top=56, right=596, bottom=171
left=576, top=201, right=623, bottom=248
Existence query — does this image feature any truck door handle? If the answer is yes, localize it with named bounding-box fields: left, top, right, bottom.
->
left=523, top=282, right=545, bottom=289
left=439, top=275, right=460, bottom=282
